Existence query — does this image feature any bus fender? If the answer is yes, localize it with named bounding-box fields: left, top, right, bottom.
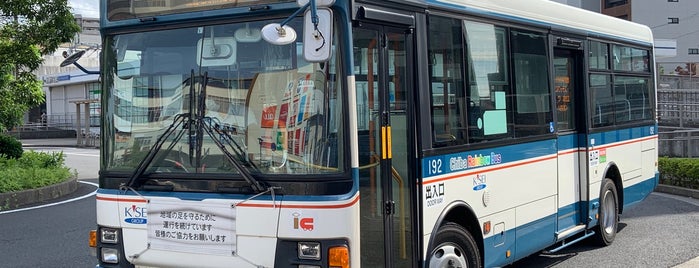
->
left=426, top=200, right=483, bottom=265
left=599, top=161, right=624, bottom=214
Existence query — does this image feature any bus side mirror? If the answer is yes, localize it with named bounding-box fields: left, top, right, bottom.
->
left=303, top=8, right=333, bottom=62
left=261, top=0, right=334, bottom=62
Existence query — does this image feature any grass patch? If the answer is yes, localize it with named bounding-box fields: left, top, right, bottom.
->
left=0, top=151, right=75, bottom=193
left=659, top=157, right=699, bottom=190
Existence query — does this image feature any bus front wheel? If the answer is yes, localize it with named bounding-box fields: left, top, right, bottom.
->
left=594, top=178, right=619, bottom=246
left=429, top=222, right=481, bottom=268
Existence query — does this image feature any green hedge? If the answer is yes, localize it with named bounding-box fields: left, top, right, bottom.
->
left=0, top=134, right=23, bottom=159
left=659, top=157, right=699, bottom=190
left=0, top=151, right=75, bottom=193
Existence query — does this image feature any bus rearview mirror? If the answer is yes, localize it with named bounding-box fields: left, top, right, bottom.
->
left=303, top=8, right=332, bottom=62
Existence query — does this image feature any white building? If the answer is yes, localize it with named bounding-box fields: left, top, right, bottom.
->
left=556, top=0, right=699, bottom=76
left=29, top=15, right=101, bottom=132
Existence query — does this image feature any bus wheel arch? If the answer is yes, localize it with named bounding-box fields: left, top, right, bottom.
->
left=427, top=201, right=483, bottom=268
left=602, top=162, right=624, bottom=214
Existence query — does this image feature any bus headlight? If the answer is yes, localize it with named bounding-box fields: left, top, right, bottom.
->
left=298, top=242, right=321, bottom=260
left=100, top=228, right=119, bottom=244
left=101, top=247, right=120, bottom=264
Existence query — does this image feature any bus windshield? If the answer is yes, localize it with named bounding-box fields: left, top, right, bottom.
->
left=102, top=17, right=344, bottom=179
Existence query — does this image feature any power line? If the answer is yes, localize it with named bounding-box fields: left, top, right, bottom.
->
left=649, top=12, right=698, bottom=30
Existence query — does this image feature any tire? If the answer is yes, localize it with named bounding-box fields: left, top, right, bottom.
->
left=428, top=222, right=481, bottom=268
left=594, top=178, right=619, bottom=246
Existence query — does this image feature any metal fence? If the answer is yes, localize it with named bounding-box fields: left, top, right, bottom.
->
left=657, top=86, right=699, bottom=158
left=658, top=89, right=699, bottom=128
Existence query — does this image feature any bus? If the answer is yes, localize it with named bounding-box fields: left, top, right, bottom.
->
left=88, top=0, right=659, bottom=267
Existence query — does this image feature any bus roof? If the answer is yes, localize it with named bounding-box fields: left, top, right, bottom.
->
left=389, top=0, right=654, bottom=45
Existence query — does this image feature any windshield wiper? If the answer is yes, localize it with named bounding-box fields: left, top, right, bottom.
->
left=197, top=72, right=266, bottom=193
left=124, top=113, right=189, bottom=189
left=124, top=72, right=267, bottom=193
left=205, top=117, right=255, bottom=168
left=188, top=70, right=196, bottom=166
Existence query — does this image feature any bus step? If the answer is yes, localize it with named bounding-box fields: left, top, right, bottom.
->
left=544, top=230, right=596, bottom=254
left=555, top=225, right=586, bottom=240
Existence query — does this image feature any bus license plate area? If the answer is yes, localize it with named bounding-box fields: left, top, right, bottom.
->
left=146, top=197, right=237, bottom=256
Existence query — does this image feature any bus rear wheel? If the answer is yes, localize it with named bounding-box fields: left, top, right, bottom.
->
left=594, top=178, right=619, bottom=246
left=429, top=222, right=481, bottom=268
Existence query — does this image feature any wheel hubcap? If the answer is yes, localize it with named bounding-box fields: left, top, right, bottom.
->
left=430, top=244, right=467, bottom=268
left=601, top=190, right=616, bottom=234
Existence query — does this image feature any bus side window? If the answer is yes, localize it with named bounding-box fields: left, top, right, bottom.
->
left=590, top=74, right=613, bottom=127
left=510, top=30, right=551, bottom=137
left=428, top=16, right=466, bottom=146
left=464, top=21, right=512, bottom=143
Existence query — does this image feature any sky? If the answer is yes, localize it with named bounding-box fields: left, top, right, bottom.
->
left=69, top=0, right=100, bottom=18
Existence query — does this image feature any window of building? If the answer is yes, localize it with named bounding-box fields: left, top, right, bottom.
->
left=87, top=82, right=101, bottom=127
left=689, top=48, right=699, bottom=55
left=605, top=0, right=628, bottom=8
left=668, top=17, right=680, bottom=24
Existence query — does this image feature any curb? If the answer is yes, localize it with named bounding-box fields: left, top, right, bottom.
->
left=655, top=184, right=699, bottom=199
left=0, top=178, right=78, bottom=210
left=675, top=257, right=699, bottom=268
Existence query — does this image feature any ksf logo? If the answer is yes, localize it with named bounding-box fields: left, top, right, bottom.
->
left=292, top=212, right=314, bottom=231
left=124, top=205, right=147, bottom=224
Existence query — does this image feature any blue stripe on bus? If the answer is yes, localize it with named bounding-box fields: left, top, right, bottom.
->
left=588, top=125, right=655, bottom=146
left=557, top=133, right=586, bottom=151
left=482, top=213, right=557, bottom=268
left=557, top=201, right=582, bottom=231
left=422, top=126, right=655, bottom=178
left=422, top=139, right=557, bottom=178
left=623, top=172, right=659, bottom=208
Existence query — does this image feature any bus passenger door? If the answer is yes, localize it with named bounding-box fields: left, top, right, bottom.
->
left=553, top=41, right=588, bottom=235
left=353, top=22, right=416, bottom=268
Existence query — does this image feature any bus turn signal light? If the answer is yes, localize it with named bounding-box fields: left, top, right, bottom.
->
left=328, top=246, right=349, bottom=268
left=89, top=230, right=97, bottom=247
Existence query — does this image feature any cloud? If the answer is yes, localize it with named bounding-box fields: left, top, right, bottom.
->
left=69, top=0, right=99, bottom=18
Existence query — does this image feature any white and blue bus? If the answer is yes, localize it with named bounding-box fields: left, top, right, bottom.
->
left=90, top=0, right=659, bottom=267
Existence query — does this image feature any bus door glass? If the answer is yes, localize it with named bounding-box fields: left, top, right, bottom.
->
left=353, top=25, right=415, bottom=268
left=553, top=43, right=588, bottom=232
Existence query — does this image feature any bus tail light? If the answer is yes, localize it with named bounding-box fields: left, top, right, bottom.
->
left=328, top=246, right=349, bottom=268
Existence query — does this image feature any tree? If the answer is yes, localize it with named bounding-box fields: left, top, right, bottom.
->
left=0, top=0, right=80, bottom=131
